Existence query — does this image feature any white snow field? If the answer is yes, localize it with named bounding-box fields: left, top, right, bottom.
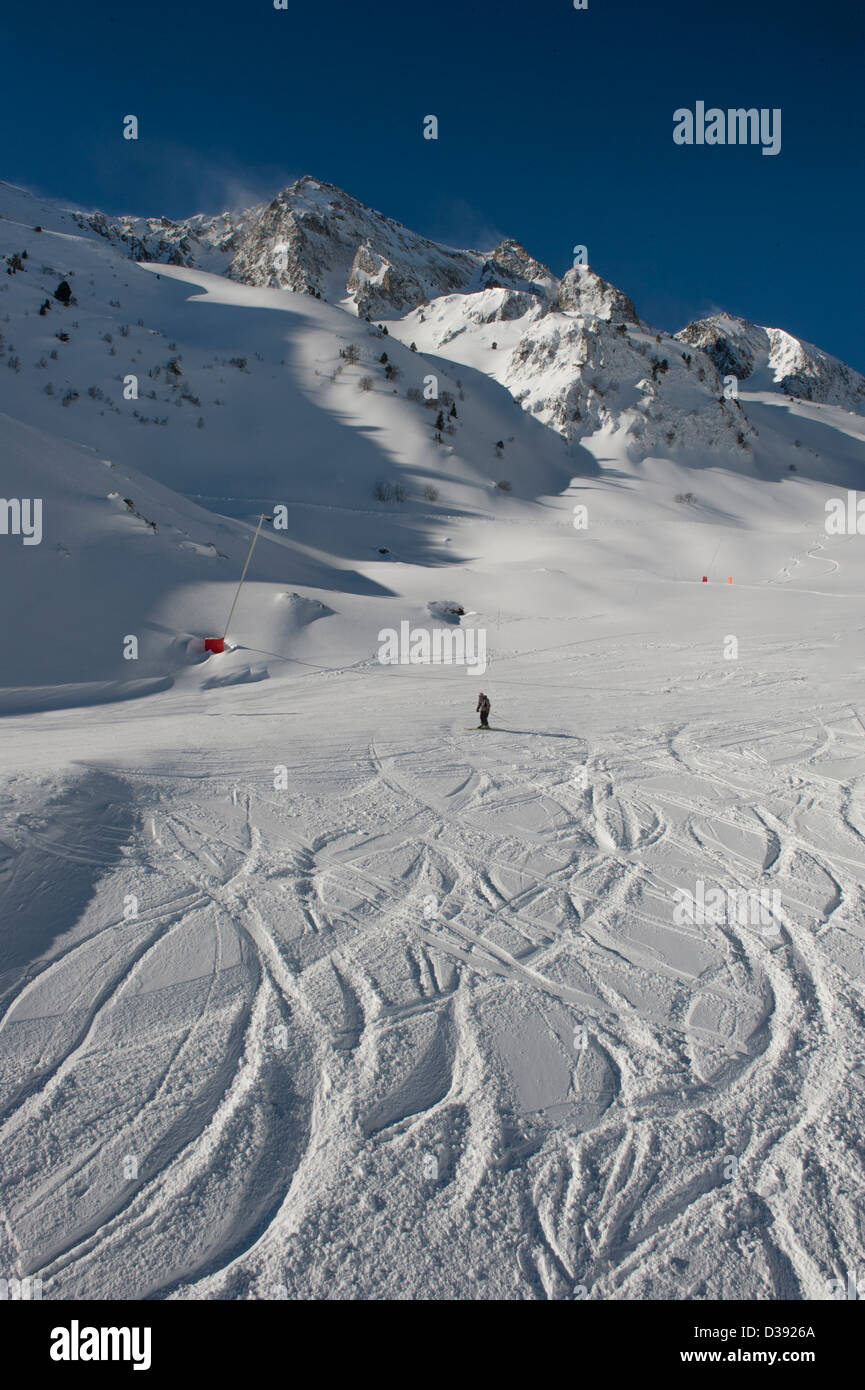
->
left=1, top=179, right=864, bottom=1301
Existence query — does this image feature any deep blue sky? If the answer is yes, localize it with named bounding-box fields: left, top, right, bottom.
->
left=4, top=0, right=863, bottom=367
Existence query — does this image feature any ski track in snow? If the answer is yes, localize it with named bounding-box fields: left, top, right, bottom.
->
left=1, top=651, right=863, bottom=1302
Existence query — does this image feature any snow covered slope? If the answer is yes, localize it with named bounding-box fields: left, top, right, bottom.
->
left=2, top=175, right=865, bottom=1304
left=0, top=411, right=355, bottom=708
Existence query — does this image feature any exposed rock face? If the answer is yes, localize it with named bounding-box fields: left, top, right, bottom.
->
left=73, top=178, right=561, bottom=318
left=79, top=177, right=487, bottom=313
left=676, top=314, right=767, bottom=380
left=73, top=209, right=205, bottom=267
left=223, top=178, right=484, bottom=306
left=766, top=327, right=865, bottom=408
left=405, top=284, right=756, bottom=456
left=502, top=313, right=752, bottom=452
left=677, top=313, right=865, bottom=410
left=346, top=240, right=466, bottom=319
left=480, top=239, right=557, bottom=298
left=557, top=265, right=639, bottom=323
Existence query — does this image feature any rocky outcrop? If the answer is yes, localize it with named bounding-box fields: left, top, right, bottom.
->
left=557, top=265, right=639, bottom=323
left=480, top=239, right=557, bottom=298
left=677, top=313, right=865, bottom=410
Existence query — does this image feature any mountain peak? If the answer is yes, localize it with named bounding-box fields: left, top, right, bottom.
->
left=481, top=240, right=557, bottom=297
left=677, top=312, right=865, bottom=409
left=557, top=265, right=639, bottom=324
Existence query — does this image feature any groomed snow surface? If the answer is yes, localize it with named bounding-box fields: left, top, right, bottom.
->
left=1, top=191, right=864, bottom=1301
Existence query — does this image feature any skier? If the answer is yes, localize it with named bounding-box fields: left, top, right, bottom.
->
left=476, top=692, right=491, bottom=728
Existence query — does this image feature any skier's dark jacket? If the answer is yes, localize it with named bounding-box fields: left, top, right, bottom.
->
left=476, top=694, right=490, bottom=717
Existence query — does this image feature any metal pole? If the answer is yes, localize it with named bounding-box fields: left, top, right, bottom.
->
left=223, top=512, right=266, bottom=640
